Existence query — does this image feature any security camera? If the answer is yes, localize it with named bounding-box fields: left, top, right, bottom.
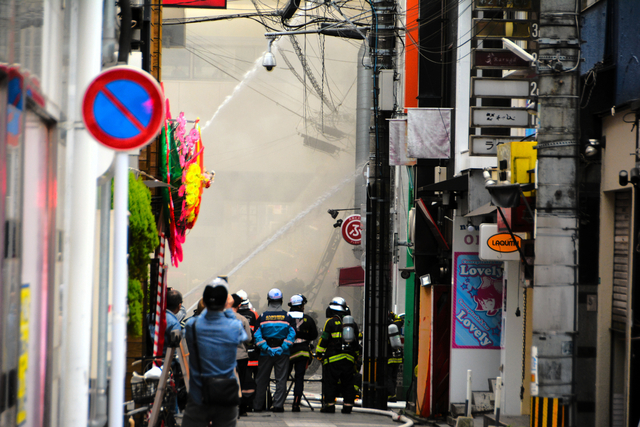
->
left=263, top=38, right=276, bottom=71
left=263, top=52, right=276, bottom=71
left=399, top=267, right=414, bottom=279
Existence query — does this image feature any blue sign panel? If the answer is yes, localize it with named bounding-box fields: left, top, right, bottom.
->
left=452, top=253, right=503, bottom=349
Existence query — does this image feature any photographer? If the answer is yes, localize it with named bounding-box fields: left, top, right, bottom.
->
left=182, top=278, right=248, bottom=427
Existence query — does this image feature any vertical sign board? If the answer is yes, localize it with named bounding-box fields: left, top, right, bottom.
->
left=449, top=216, right=503, bottom=403
left=452, top=253, right=504, bottom=349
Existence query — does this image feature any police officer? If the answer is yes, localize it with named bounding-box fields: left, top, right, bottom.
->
left=315, top=297, right=360, bottom=414
left=253, top=288, right=296, bottom=412
left=287, top=294, right=318, bottom=412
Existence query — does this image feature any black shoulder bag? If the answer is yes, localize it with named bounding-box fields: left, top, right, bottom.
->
left=192, top=320, right=240, bottom=406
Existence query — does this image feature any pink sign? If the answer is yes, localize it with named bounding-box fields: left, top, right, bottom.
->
left=452, top=252, right=503, bottom=349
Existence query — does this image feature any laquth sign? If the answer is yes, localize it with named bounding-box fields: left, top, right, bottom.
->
left=478, top=223, right=525, bottom=261
left=487, top=233, right=522, bottom=253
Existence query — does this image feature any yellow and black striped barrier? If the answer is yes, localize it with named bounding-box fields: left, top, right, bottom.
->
left=530, top=397, right=565, bottom=427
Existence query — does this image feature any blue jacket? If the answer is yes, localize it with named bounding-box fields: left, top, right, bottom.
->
left=147, top=310, right=183, bottom=356
left=185, top=308, right=248, bottom=405
left=254, top=306, right=296, bottom=356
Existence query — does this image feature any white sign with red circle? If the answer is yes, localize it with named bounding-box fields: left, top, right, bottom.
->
left=82, top=66, right=165, bottom=151
left=341, top=214, right=362, bottom=245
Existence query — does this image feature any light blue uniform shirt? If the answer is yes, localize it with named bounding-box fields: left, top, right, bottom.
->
left=185, top=308, right=248, bottom=405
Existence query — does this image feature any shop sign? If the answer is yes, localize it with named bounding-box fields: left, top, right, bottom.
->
left=474, top=49, right=531, bottom=69
left=473, top=19, right=533, bottom=39
left=470, top=136, right=515, bottom=156
left=479, top=224, right=526, bottom=261
left=487, top=233, right=522, bottom=253
left=474, top=0, right=535, bottom=10
left=471, top=77, right=536, bottom=99
left=341, top=214, right=362, bottom=245
left=452, top=253, right=503, bottom=349
left=471, top=107, right=531, bottom=127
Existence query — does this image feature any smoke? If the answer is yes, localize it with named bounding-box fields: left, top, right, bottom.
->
left=162, top=13, right=362, bottom=320
left=184, top=165, right=363, bottom=313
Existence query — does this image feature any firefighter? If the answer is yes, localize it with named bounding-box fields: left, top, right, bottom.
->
left=315, top=297, right=360, bottom=414
left=386, top=311, right=404, bottom=402
left=253, top=288, right=296, bottom=412
left=237, top=290, right=259, bottom=413
left=288, top=294, right=318, bottom=412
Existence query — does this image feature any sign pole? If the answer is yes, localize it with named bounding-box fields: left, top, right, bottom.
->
left=109, top=152, right=129, bottom=427
left=82, top=65, right=164, bottom=427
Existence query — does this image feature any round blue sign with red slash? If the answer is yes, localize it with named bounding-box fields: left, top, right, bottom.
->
left=82, top=66, right=165, bottom=151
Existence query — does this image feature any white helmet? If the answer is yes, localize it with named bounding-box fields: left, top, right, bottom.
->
left=329, top=296, right=348, bottom=312
left=236, top=289, right=249, bottom=306
left=267, top=288, right=283, bottom=301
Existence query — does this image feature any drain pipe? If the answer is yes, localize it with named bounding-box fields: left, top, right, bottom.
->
left=355, top=43, right=372, bottom=260
left=102, top=0, right=117, bottom=66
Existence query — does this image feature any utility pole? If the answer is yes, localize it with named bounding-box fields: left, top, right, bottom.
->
left=363, top=0, right=395, bottom=410
left=533, top=0, right=580, bottom=424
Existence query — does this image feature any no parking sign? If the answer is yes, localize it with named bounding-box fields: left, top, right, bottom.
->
left=82, top=66, right=165, bottom=151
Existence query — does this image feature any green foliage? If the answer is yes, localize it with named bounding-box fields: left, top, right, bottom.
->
left=127, top=278, right=144, bottom=337
left=128, top=172, right=159, bottom=282
left=127, top=172, right=159, bottom=336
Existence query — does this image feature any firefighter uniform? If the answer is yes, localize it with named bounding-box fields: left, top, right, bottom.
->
left=237, top=291, right=259, bottom=413
left=315, top=297, right=360, bottom=414
left=386, top=312, right=404, bottom=401
left=288, top=294, right=318, bottom=412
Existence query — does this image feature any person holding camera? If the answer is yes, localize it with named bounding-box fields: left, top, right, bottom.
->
left=182, top=278, right=248, bottom=427
left=252, top=288, right=296, bottom=413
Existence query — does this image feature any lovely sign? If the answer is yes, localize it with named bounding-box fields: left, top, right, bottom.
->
left=452, top=253, right=503, bottom=349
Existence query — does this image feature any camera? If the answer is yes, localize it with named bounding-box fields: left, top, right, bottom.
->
left=263, top=52, right=276, bottom=71
left=399, top=268, right=414, bottom=279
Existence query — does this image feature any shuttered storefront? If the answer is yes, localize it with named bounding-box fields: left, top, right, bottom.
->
left=612, top=191, right=631, bottom=330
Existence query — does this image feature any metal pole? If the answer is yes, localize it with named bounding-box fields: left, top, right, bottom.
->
left=363, top=0, right=395, bottom=409
left=142, top=0, right=151, bottom=72
left=533, top=0, right=580, bottom=423
left=60, top=1, right=102, bottom=426
left=109, top=153, right=130, bottom=427
left=495, top=376, right=502, bottom=426
left=465, top=369, right=472, bottom=417
left=355, top=43, right=372, bottom=227
left=89, top=171, right=114, bottom=427
left=628, top=110, right=640, bottom=427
